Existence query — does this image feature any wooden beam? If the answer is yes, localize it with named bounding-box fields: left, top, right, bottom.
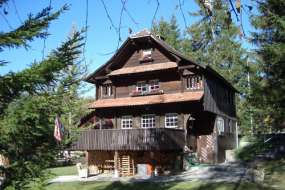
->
left=114, top=151, right=119, bottom=177
left=178, top=65, right=197, bottom=70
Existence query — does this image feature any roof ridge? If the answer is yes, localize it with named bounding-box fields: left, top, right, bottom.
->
left=130, top=29, right=151, bottom=38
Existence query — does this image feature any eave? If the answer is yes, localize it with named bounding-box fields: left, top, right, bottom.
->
left=89, top=91, right=204, bottom=109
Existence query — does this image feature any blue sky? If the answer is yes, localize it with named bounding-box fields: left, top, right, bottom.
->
left=0, top=0, right=256, bottom=96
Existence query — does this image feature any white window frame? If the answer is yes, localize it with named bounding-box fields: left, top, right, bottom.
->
left=216, top=116, right=225, bottom=135
left=136, top=81, right=148, bottom=93
left=186, top=75, right=202, bottom=90
left=101, top=85, right=112, bottom=96
left=141, top=49, right=152, bottom=60
left=121, top=116, right=133, bottom=129
left=141, top=114, right=155, bottom=128
left=149, top=80, right=159, bottom=92
left=165, top=113, right=178, bottom=128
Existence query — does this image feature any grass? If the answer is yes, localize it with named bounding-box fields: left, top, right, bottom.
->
left=45, top=161, right=284, bottom=190
left=235, top=137, right=272, bottom=161
left=262, top=159, right=285, bottom=189
left=46, top=181, right=273, bottom=190
left=47, top=165, right=77, bottom=176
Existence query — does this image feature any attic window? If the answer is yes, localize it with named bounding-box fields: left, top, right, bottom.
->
left=101, top=84, right=113, bottom=97
left=186, top=75, right=203, bottom=90
left=140, top=49, right=152, bottom=62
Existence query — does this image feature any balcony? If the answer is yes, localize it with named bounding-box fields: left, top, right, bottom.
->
left=129, top=89, right=164, bottom=97
left=71, top=128, right=185, bottom=151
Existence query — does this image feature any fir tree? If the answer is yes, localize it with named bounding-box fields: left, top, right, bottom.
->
left=186, top=0, right=251, bottom=134
left=0, top=3, right=68, bottom=65
left=151, top=16, right=182, bottom=51
left=251, top=0, right=285, bottom=132
left=0, top=2, right=87, bottom=188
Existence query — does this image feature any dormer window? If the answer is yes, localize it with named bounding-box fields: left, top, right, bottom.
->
left=101, top=84, right=113, bottom=97
left=133, top=80, right=161, bottom=96
left=140, top=49, right=152, bottom=62
left=136, top=82, right=148, bottom=94
left=149, top=80, right=159, bottom=91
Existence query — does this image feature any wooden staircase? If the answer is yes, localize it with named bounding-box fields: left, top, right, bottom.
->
left=118, top=154, right=135, bottom=176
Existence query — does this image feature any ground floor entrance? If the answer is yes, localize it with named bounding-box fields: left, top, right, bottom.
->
left=87, top=150, right=183, bottom=177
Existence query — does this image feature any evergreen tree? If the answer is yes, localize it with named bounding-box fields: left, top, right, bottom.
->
left=0, top=30, right=85, bottom=189
left=251, top=0, right=285, bottom=132
left=0, top=2, right=87, bottom=188
left=151, top=16, right=182, bottom=51
left=186, top=0, right=251, bottom=134
left=0, top=3, right=68, bottom=65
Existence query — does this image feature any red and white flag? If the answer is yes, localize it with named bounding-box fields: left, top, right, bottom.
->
left=54, top=116, right=64, bottom=142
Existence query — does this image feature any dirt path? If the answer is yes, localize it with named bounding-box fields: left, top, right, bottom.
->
left=50, top=162, right=251, bottom=184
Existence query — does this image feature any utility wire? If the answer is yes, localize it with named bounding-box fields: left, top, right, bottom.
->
left=100, top=0, right=118, bottom=34
left=120, top=0, right=138, bottom=25
left=228, top=0, right=239, bottom=21
left=0, top=10, right=13, bottom=29
left=116, top=0, right=126, bottom=50
left=82, top=0, right=89, bottom=70
left=151, top=0, right=159, bottom=27
left=11, top=0, right=22, bottom=23
left=178, top=0, right=187, bottom=29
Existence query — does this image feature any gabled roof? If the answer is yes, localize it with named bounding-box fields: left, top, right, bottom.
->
left=85, top=29, right=237, bottom=92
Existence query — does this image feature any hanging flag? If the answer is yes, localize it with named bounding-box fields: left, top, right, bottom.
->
left=54, top=116, right=64, bottom=142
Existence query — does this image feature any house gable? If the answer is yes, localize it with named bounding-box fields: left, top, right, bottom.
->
left=86, top=30, right=237, bottom=94
left=86, top=31, right=190, bottom=83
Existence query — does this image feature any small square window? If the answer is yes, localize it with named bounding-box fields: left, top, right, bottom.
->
left=141, top=115, right=155, bottom=128
left=136, top=82, right=148, bottom=93
left=149, top=80, right=159, bottom=91
left=165, top=113, right=178, bottom=128
left=121, top=116, right=132, bottom=129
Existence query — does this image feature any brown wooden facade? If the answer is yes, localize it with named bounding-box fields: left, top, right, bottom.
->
left=72, top=30, right=238, bottom=176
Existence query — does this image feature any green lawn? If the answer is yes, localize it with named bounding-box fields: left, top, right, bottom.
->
left=47, top=165, right=77, bottom=176
left=46, top=181, right=273, bottom=190
left=45, top=162, right=284, bottom=190
left=262, top=159, right=285, bottom=189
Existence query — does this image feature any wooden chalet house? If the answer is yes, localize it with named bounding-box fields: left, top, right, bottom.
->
left=72, top=30, right=238, bottom=177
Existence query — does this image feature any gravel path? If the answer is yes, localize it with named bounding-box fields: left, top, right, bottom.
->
left=49, top=162, right=250, bottom=184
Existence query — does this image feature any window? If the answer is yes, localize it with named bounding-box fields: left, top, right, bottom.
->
left=165, top=113, right=178, bottom=128
left=216, top=117, right=224, bottom=135
left=186, top=75, right=202, bottom=90
left=141, top=115, right=155, bottom=128
left=229, top=120, right=232, bottom=134
left=101, top=84, right=113, bottom=96
left=136, top=82, right=148, bottom=93
left=140, top=49, right=152, bottom=61
left=137, top=82, right=148, bottom=93
left=149, top=80, right=159, bottom=91
left=121, top=116, right=132, bottom=129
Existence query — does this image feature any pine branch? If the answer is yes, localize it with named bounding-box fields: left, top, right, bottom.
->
left=0, top=30, right=85, bottom=113
left=0, top=4, right=69, bottom=51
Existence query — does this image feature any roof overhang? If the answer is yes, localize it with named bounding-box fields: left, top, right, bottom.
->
left=85, top=30, right=237, bottom=93
left=108, top=62, right=177, bottom=76
left=89, top=91, right=204, bottom=109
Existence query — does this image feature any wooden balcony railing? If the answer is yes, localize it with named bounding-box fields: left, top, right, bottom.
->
left=71, top=128, right=185, bottom=151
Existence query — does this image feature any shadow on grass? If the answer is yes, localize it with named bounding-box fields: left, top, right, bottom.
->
left=88, top=181, right=274, bottom=190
